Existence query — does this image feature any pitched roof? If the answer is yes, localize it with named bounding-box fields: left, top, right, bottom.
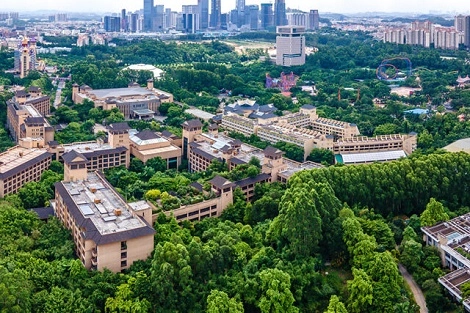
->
left=15, top=90, right=28, bottom=97
left=135, top=129, right=160, bottom=141
left=234, top=173, right=271, bottom=188
left=27, top=86, right=40, bottom=92
left=182, top=119, right=203, bottom=129
left=264, top=146, right=284, bottom=157
left=62, top=150, right=89, bottom=164
left=209, top=175, right=235, bottom=189
left=189, top=182, right=204, bottom=192
left=107, top=122, right=130, bottom=132
left=301, top=104, right=316, bottom=110
left=209, top=123, right=218, bottom=130
left=161, top=130, right=180, bottom=139
left=30, top=206, right=55, bottom=220
left=24, top=116, right=46, bottom=125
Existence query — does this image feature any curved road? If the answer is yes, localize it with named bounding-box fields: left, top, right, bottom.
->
left=399, top=264, right=428, bottom=313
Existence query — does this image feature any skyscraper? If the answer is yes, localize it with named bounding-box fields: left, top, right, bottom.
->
left=236, top=0, right=245, bottom=27
left=154, top=5, right=164, bottom=32
left=121, top=9, right=127, bottom=31
left=210, top=0, right=221, bottom=29
left=276, top=25, right=306, bottom=67
left=143, top=0, right=154, bottom=31
left=260, top=3, right=274, bottom=30
left=198, top=0, right=209, bottom=30
left=309, top=10, right=319, bottom=30
left=465, top=16, right=470, bottom=48
left=274, top=0, right=287, bottom=27
left=245, top=5, right=259, bottom=30
left=130, top=13, right=139, bottom=32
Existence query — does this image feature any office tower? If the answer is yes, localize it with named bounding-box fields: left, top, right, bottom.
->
left=130, top=13, right=139, bottom=32
left=198, top=0, right=209, bottom=30
left=104, top=16, right=121, bottom=32
left=276, top=25, right=306, bottom=66
left=182, top=13, right=199, bottom=33
left=210, top=0, right=221, bottom=28
left=143, top=0, right=154, bottom=31
left=274, top=0, right=287, bottom=26
left=309, top=10, right=319, bottom=30
left=56, top=13, right=68, bottom=22
left=260, top=3, right=274, bottom=30
left=153, top=5, right=164, bottom=32
left=121, top=9, right=127, bottom=31
left=236, top=0, right=245, bottom=27
left=220, top=13, right=228, bottom=30
left=245, top=5, right=259, bottom=30
left=465, top=16, right=470, bottom=48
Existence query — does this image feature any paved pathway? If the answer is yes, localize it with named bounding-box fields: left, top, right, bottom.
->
left=399, top=263, right=428, bottom=313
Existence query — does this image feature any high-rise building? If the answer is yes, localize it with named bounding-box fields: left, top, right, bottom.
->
left=236, top=0, right=245, bottom=27
left=287, top=12, right=308, bottom=27
left=309, top=10, right=319, bottom=30
left=276, top=25, right=306, bottom=67
left=455, top=15, right=467, bottom=32
left=274, top=0, right=287, bottom=26
left=121, top=9, right=128, bottom=31
left=465, top=16, right=470, bottom=48
left=220, top=13, right=228, bottom=30
left=210, top=0, right=221, bottom=28
left=103, top=16, right=121, bottom=32
left=245, top=5, right=259, bottom=30
left=130, top=13, right=139, bottom=32
left=198, top=0, right=209, bottom=30
left=143, top=0, right=154, bottom=31
left=15, top=37, right=37, bottom=78
left=153, top=5, right=165, bottom=32
left=260, top=3, right=274, bottom=30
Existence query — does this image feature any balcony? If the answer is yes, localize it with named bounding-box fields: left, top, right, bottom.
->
left=92, top=247, right=97, bottom=257
left=91, top=257, right=97, bottom=266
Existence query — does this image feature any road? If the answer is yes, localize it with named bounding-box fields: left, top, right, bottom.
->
left=54, top=81, right=65, bottom=108
left=399, top=264, right=428, bottom=313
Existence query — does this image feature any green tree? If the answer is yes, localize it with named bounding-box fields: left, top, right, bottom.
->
left=347, top=268, right=373, bottom=313
left=325, top=295, right=348, bottom=313
left=105, top=277, right=151, bottom=313
left=420, top=198, right=449, bottom=227
left=206, top=290, right=244, bottom=313
left=258, top=268, right=299, bottom=313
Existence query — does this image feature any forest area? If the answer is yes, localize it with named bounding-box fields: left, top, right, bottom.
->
left=1, top=28, right=470, bottom=312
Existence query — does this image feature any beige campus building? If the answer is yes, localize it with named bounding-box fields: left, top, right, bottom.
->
left=53, top=153, right=155, bottom=272
left=72, top=80, right=173, bottom=119
left=222, top=104, right=417, bottom=164
left=0, top=146, right=52, bottom=197
left=7, top=88, right=54, bottom=148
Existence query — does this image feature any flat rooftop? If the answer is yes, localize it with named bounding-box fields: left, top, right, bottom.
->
left=85, top=86, right=155, bottom=99
left=423, top=213, right=470, bottom=248
left=62, top=141, right=119, bottom=154
left=0, top=146, right=50, bottom=176
left=185, top=108, right=215, bottom=120
left=336, top=134, right=406, bottom=144
left=61, top=172, right=147, bottom=236
left=439, top=268, right=470, bottom=300
left=278, top=160, right=322, bottom=179
left=338, top=150, right=407, bottom=164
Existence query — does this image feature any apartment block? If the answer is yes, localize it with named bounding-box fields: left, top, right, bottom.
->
left=72, top=80, right=173, bottom=119
left=53, top=157, right=154, bottom=272
left=0, top=146, right=52, bottom=197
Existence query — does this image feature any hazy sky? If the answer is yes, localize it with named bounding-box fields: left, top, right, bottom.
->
left=4, top=0, right=469, bottom=14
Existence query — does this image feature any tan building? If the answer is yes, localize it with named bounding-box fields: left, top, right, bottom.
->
left=165, top=175, right=234, bottom=222
left=0, top=146, right=52, bottom=197
left=333, top=134, right=418, bottom=155
left=129, top=129, right=182, bottom=168
left=53, top=153, right=155, bottom=272
left=7, top=89, right=53, bottom=148
left=47, top=122, right=131, bottom=170
left=72, top=80, right=173, bottom=119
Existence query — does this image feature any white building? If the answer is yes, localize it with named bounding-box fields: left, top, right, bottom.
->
left=276, top=25, right=306, bottom=67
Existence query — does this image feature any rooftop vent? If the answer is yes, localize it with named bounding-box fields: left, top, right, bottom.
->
left=114, top=208, right=122, bottom=216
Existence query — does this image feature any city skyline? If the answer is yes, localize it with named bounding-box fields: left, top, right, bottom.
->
left=3, top=0, right=469, bottom=15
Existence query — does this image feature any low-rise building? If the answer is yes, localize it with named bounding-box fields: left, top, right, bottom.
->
left=129, top=129, right=182, bottom=168
left=0, top=146, right=52, bottom=197
left=53, top=154, right=155, bottom=272
left=422, top=214, right=470, bottom=311
left=72, top=80, right=173, bottom=119
left=7, top=88, right=53, bottom=147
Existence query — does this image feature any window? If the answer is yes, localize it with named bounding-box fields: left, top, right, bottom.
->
left=121, top=241, right=127, bottom=250
left=121, top=260, right=127, bottom=267
left=121, top=252, right=127, bottom=259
